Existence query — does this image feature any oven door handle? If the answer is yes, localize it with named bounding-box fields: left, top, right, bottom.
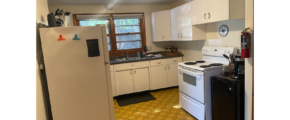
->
left=178, top=69, right=203, bottom=78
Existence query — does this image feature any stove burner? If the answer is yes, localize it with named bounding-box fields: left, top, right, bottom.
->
left=200, top=65, right=211, bottom=68
left=195, top=60, right=205, bottom=63
left=209, top=63, right=223, bottom=66
left=184, top=62, right=197, bottom=65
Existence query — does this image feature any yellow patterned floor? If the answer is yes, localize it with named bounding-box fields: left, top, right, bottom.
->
left=113, top=88, right=197, bottom=120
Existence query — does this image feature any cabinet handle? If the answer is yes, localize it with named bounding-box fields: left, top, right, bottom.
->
left=168, top=66, right=170, bottom=70
left=204, top=13, right=206, bottom=19
left=157, top=62, right=161, bottom=64
left=208, top=13, right=210, bottom=19
left=165, top=66, right=167, bottom=70
left=173, top=60, right=177, bottom=62
left=162, top=35, right=164, bottom=39
left=134, top=70, right=136, bottom=74
left=130, top=70, right=133, bottom=74
left=178, top=33, right=180, bottom=38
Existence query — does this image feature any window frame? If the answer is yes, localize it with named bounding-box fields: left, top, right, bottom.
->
left=73, top=13, right=146, bottom=56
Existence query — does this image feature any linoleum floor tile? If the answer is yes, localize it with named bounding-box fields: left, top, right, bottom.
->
left=114, top=88, right=197, bottom=120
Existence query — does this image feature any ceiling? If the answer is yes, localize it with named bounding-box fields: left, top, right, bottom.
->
left=48, top=0, right=180, bottom=6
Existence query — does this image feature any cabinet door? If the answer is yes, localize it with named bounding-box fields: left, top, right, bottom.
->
left=179, top=2, right=193, bottom=41
left=167, top=64, right=179, bottom=87
left=191, top=0, right=208, bottom=25
left=207, top=0, right=229, bottom=23
left=133, top=68, right=150, bottom=92
left=170, top=7, right=180, bottom=41
left=115, top=70, right=134, bottom=95
left=111, top=72, right=116, bottom=97
left=152, top=10, right=171, bottom=41
left=151, top=65, right=168, bottom=90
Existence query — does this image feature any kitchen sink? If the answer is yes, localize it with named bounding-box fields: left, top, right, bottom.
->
left=114, top=57, right=141, bottom=61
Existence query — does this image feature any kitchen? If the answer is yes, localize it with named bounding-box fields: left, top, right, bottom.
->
left=36, top=0, right=253, bottom=120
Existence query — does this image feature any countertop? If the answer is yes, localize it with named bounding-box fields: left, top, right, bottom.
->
left=110, top=54, right=183, bottom=65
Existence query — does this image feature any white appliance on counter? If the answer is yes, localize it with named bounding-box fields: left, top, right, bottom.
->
left=178, top=46, right=237, bottom=120
left=39, top=26, right=115, bottom=120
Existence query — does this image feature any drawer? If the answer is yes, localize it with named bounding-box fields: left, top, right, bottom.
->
left=180, top=92, right=205, bottom=120
left=110, top=65, right=114, bottom=72
left=150, top=59, right=167, bottom=66
left=114, top=61, right=149, bottom=71
left=166, top=57, right=182, bottom=64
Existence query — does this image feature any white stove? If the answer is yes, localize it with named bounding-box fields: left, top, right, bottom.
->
left=178, top=46, right=237, bottom=120
left=178, top=61, right=224, bottom=71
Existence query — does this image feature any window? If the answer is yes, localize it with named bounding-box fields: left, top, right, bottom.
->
left=114, top=19, right=142, bottom=50
left=78, top=18, right=111, bottom=51
left=73, top=13, right=146, bottom=56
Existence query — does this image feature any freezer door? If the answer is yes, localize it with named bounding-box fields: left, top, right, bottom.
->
left=39, top=26, right=112, bottom=120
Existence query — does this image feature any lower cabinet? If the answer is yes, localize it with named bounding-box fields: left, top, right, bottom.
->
left=134, top=68, right=150, bottom=93
left=167, top=64, right=179, bottom=87
left=112, top=57, right=182, bottom=96
left=151, top=63, right=179, bottom=90
left=151, top=65, right=168, bottom=90
left=115, top=70, right=135, bottom=95
left=115, top=68, right=150, bottom=96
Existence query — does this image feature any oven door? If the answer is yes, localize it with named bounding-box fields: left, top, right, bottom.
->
left=178, top=68, right=205, bottom=103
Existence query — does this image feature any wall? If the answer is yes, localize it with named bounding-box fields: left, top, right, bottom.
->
left=36, top=0, right=49, bottom=119
left=37, top=0, right=49, bottom=24
left=170, top=0, right=245, bottom=62
left=172, top=19, right=245, bottom=62
left=170, top=0, right=193, bottom=8
left=48, top=5, right=175, bottom=52
left=245, top=0, right=253, bottom=120
left=170, top=0, right=253, bottom=120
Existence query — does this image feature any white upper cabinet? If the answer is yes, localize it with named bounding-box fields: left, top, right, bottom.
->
left=151, top=10, right=172, bottom=42
left=170, top=2, right=192, bottom=41
left=170, top=7, right=179, bottom=40
left=207, top=0, right=229, bottom=23
left=191, top=0, right=245, bottom=25
left=191, top=0, right=208, bottom=25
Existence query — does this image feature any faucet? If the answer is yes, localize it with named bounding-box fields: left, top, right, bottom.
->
left=127, top=51, right=129, bottom=58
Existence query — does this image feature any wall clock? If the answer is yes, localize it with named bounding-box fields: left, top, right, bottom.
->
left=219, top=25, right=228, bottom=37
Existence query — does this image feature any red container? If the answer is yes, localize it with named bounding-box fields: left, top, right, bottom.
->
left=241, top=48, right=249, bottom=58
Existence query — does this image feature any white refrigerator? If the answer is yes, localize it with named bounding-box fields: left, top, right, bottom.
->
left=39, top=25, right=115, bottom=120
